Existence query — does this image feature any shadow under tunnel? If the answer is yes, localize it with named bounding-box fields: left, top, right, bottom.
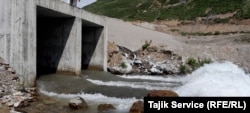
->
left=37, top=6, right=105, bottom=77
left=81, top=25, right=103, bottom=70
left=37, top=7, right=75, bottom=76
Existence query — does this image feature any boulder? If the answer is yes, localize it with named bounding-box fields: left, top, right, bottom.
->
left=107, top=41, right=119, bottom=57
left=68, top=96, right=88, bottom=110
left=98, top=104, right=115, bottom=112
left=147, top=90, right=179, bottom=97
left=160, top=63, right=179, bottom=74
left=130, top=101, right=144, bottom=113
left=109, top=62, right=133, bottom=74
left=150, top=65, right=163, bottom=75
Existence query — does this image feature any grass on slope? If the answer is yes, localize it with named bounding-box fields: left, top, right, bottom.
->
left=84, top=0, right=250, bottom=22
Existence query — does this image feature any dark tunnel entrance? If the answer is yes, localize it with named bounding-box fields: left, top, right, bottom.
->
left=81, top=20, right=103, bottom=70
left=37, top=6, right=75, bottom=76
left=37, top=6, right=104, bottom=76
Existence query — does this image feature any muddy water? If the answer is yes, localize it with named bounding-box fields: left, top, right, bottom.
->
left=16, top=62, right=250, bottom=113
left=21, top=70, right=181, bottom=113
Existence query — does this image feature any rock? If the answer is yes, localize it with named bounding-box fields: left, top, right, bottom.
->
left=129, top=101, right=144, bottom=113
left=7, top=67, right=15, bottom=74
left=107, top=43, right=184, bottom=75
left=14, top=96, right=29, bottom=108
left=13, top=92, right=24, bottom=96
left=24, top=88, right=37, bottom=96
left=108, top=42, right=119, bottom=57
left=13, top=102, right=21, bottom=108
left=150, top=67, right=162, bottom=74
left=10, top=74, right=18, bottom=80
left=146, top=46, right=158, bottom=52
left=161, top=50, right=173, bottom=55
left=117, top=45, right=136, bottom=61
left=0, top=66, right=5, bottom=71
left=160, top=63, right=179, bottom=74
left=68, top=96, right=88, bottom=110
left=10, top=109, right=24, bottom=113
left=109, top=62, right=133, bottom=74
left=98, top=104, right=115, bottom=112
left=6, top=101, right=14, bottom=107
left=147, top=90, right=179, bottom=97
left=134, top=59, right=142, bottom=64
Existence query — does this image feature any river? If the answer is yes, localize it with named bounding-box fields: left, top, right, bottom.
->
left=34, top=61, right=250, bottom=113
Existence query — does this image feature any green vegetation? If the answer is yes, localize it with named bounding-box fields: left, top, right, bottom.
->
left=179, top=57, right=212, bottom=74
left=179, top=31, right=247, bottom=36
left=186, top=57, right=198, bottom=70
left=142, top=40, right=152, bottom=50
left=198, top=58, right=212, bottom=67
left=120, top=62, right=127, bottom=69
left=187, top=57, right=212, bottom=70
left=179, top=65, right=188, bottom=74
left=84, top=0, right=250, bottom=22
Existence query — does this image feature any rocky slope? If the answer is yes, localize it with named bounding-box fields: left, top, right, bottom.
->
left=108, top=41, right=212, bottom=75
left=106, top=17, right=250, bottom=73
left=0, top=61, right=37, bottom=113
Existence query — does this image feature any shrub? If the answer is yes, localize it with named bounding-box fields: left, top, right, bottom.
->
left=142, top=40, right=152, bottom=50
left=179, top=65, right=188, bottom=74
left=120, top=62, right=127, bottom=69
left=198, top=58, right=212, bottom=66
left=186, top=57, right=198, bottom=70
left=170, top=29, right=180, bottom=32
left=214, top=31, right=220, bottom=35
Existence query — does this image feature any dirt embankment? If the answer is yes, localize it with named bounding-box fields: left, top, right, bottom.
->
left=106, top=17, right=250, bottom=73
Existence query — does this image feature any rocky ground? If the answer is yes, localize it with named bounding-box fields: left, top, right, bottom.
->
left=107, top=41, right=184, bottom=75
left=0, top=62, right=37, bottom=113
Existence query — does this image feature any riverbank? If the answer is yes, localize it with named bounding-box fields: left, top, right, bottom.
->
left=106, top=17, right=250, bottom=73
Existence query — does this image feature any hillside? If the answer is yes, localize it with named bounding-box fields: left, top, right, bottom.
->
left=84, top=0, right=250, bottom=72
left=85, top=0, right=250, bottom=36
left=84, top=0, right=250, bottom=22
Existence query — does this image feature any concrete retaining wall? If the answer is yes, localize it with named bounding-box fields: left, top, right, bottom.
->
left=0, top=0, right=107, bottom=87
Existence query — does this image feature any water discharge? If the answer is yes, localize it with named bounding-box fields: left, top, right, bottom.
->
left=37, top=61, right=250, bottom=112
left=174, top=61, right=250, bottom=96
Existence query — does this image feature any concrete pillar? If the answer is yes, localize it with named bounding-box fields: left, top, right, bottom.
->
left=57, top=18, right=82, bottom=75
left=0, top=0, right=11, bottom=63
left=11, top=0, right=36, bottom=87
left=0, top=0, right=36, bottom=87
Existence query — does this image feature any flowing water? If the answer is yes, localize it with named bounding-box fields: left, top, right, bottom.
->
left=35, top=61, right=250, bottom=113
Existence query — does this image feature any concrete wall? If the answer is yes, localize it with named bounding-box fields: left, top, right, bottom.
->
left=0, top=0, right=36, bottom=87
left=0, top=0, right=107, bottom=87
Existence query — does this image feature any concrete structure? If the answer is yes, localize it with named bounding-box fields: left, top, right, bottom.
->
left=0, top=0, right=107, bottom=87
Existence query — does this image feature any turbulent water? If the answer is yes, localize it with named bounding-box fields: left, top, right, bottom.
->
left=37, top=61, right=250, bottom=113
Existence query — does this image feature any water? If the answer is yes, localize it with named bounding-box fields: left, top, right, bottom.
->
left=36, top=61, right=250, bottom=113
left=175, top=61, right=250, bottom=96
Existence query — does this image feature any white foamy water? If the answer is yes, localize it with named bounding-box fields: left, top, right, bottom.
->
left=40, top=90, right=140, bottom=112
left=38, top=61, right=250, bottom=113
left=118, top=75, right=181, bottom=82
left=86, top=79, right=179, bottom=90
left=174, top=61, right=250, bottom=96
